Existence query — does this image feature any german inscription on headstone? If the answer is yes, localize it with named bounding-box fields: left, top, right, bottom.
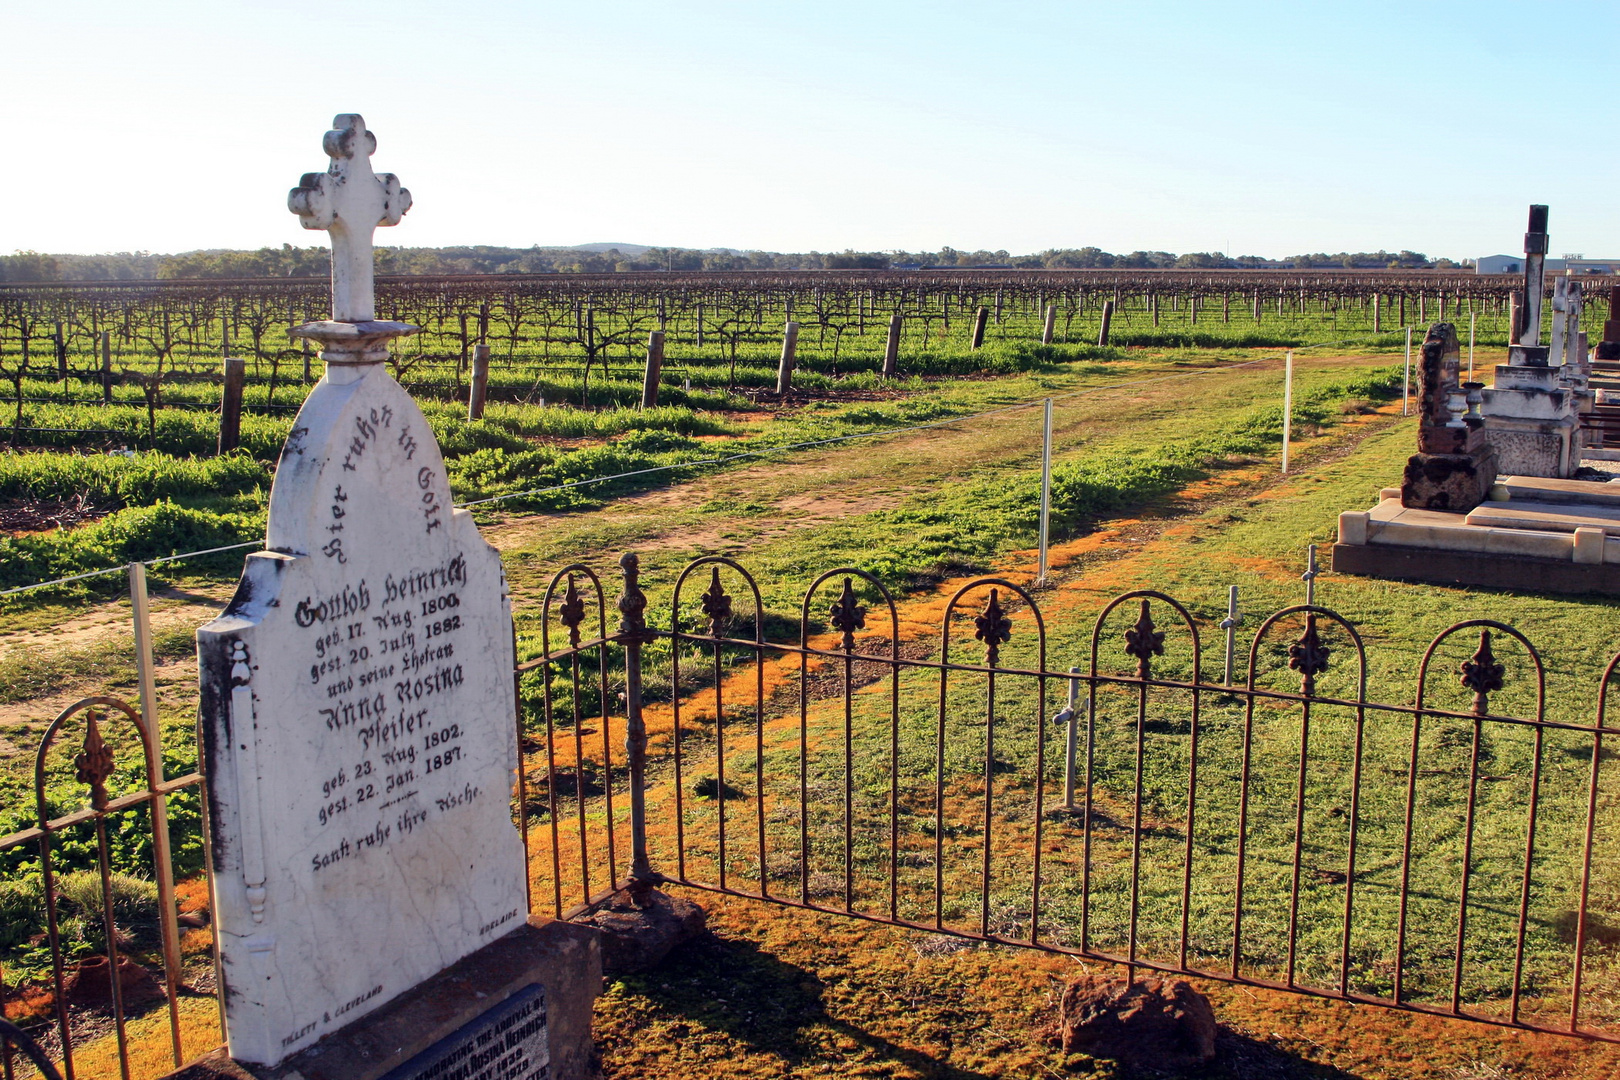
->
left=379, top=985, right=547, bottom=1080
left=197, top=116, right=526, bottom=1068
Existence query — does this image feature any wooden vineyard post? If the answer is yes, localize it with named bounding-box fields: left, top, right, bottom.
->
left=1373, top=293, right=1381, bottom=334
left=1097, top=300, right=1115, bottom=346
left=1223, top=292, right=1231, bottom=323
left=883, top=314, right=902, bottom=378
left=1151, top=293, right=1160, bottom=326
left=458, top=312, right=470, bottom=378
left=777, top=321, right=799, bottom=394
left=301, top=338, right=313, bottom=383
left=100, top=330, right=113, bottom=403
left=970, top=306, right=989, bottom=348
left=219, top=357, right=246, bottom=454
left=1190, top=295, right=1198, bottom=325
left=54, top=321, right=66, bottom=380
left=1042, top=305, right=1056, bottom=345
left=641, top=330, right=664, bottom=409
left=468, top=343, right=490, bottom=420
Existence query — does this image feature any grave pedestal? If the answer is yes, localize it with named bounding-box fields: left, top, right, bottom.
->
left=1479, top=349, right=1585, bottom=478
left=162, top=917, right=600, bottom=1080
left=1401, top=441, right=1499, bottom=512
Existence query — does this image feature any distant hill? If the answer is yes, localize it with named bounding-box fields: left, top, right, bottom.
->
left=572, top=242, right=652, bottom=256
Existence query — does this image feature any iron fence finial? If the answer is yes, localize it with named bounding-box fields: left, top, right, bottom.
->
left=616, top=551, right=653, bottom=644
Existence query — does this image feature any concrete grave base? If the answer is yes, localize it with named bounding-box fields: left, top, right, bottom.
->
left=161, top=917, right=601, bottom=1080
left=1335, top=475, right=1620, bottom=596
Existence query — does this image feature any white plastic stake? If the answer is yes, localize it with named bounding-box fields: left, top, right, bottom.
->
left=1058, top=668, right=1083, bottom=809
left=1219, top=585, right=1240, bottom=685
left=1403, top=327, right=1413, bottom=415
left=1303, top=543, right=1319, bottom=607
left=1281, top=350, right=1293, bottom=474
left=1468, top=311, right=1477, bottom=380
left=1038, top=398, right=1053, bottom=586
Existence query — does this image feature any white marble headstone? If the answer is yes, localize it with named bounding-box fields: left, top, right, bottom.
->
left=198, top=362, right=526, bottom=1066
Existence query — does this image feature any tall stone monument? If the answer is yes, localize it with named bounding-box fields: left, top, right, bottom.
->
left=189, top=115, right=597, bottom=1080
left=1400, top=322, right=1497, bottom=512
left=1478, top=205, right=1586, bottom=477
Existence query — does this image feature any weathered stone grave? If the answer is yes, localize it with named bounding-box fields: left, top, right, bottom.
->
left=1333, top=211, right=1620, bottom=594
left=1400, top=322, right=1496, bottom=511
left=178, top=115, right=598, bottom=1080
left=1478, top=205, right=1589, bottom=477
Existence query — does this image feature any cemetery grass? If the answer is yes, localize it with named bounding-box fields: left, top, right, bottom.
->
left=10, top=345, right=1611, bottom=1076
left=529, top=414, right=1620, bottom=1078
left=0, top=347, right=1388, bottom=1009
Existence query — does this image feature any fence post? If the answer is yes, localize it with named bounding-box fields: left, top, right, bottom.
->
left=1097, top=300, right=1115, bottom=346
left=776, top=321, right=799, bottom=395
left=641, top=330, right=664, bottom=409
left=1038, top=398, right=1053, bottom=586
left=129, top=562, right=185, bottom=1062
left=54, top=321, right=66, bottom=379
left=468, top=343, right=490, bottom=420
left=1042, top=304, right=1056, bottom=345
left=1373, top=293, right=1381, bottom=334
left=219, top=356, right=246, bottom=454
left=883, top=314, right=902, bottom=378
left=301, top=338, right=313, bottom=384
left=1402, top=327, right=1412, bottom=415
left=616, top=553, right=657, bottom=885
left=1281, top=349, right=1293, bottom=474
left=100, top=331, right=113, bottom=403
left=970, top=306, right=989, bottom=349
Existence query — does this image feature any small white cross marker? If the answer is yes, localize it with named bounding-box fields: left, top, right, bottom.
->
left=289, top=114, right=411, bottom=323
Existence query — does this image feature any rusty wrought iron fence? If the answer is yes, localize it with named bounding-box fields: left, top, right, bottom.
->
left=0, top=695, right=205, bottom=1080
left=524, top=552, right=1620, bottom=1044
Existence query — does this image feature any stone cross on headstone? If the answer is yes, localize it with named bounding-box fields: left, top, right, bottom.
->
left=289, top=114, right=411, bottom=323
left=195, top=115, right=529, bottom=1069
left=287, top=115, right=418, bottom=367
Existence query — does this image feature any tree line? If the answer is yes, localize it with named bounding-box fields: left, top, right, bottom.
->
left=0, top=243, right=1471, bottom=283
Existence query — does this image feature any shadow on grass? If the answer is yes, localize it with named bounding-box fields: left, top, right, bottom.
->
left=609, top=932, right=997, bottom=1078
left=605, top=928, right=1372, bottom=1079
left=1190, top=1027, right=1366, bottom=1080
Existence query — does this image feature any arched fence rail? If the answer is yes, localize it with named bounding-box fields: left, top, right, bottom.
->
left=528, top=554, right=1620, bottom=1046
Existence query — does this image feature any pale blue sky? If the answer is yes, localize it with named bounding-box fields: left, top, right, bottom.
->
left=3, top=1, right=1614, bottom=259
